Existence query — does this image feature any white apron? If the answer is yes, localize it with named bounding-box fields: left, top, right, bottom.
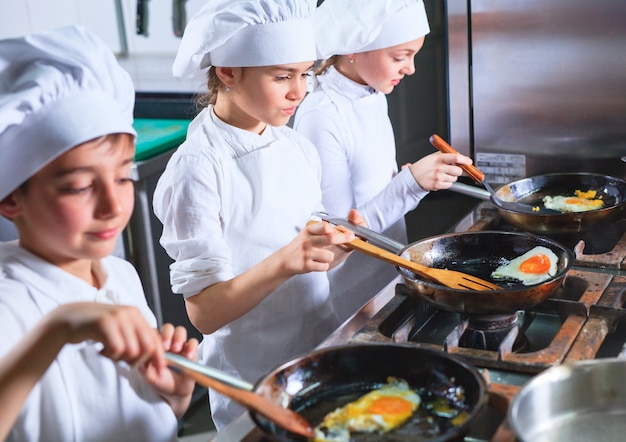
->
left=197, top=121, right=339, bottom=429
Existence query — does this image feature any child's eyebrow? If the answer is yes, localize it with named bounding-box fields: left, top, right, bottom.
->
left=53, top=157, right=134, bottom=177
left=273, top=63, right=315, bottom=72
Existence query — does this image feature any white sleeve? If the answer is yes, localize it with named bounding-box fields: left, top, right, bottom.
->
left=359, top=167, right=428, bottom=233
left=295, top=107, right=428, bottom=232
left=152, top=148, right=234, bottom=298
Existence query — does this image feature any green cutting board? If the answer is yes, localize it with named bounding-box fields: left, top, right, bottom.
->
left=133, top=118, right=191, bottom=161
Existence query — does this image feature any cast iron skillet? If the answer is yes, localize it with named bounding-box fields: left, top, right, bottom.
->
left=251, top=343, right=488, bottom=441
left=395, top=231, right=573, bottom=315
left=450, top=173, right=626, bottom=234
left=343, top=227, right=573, bottom=315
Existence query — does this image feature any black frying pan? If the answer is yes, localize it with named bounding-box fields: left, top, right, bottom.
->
left=332, top=225, right=573, bottom=315
left=251, top=344, right=488, bottom=442
left=394, top=231, right=573, bottom=315
left=450, top=173, right=626, bottom=234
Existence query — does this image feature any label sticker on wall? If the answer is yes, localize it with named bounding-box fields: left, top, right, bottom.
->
left=475, top=153, right=526, bottom=184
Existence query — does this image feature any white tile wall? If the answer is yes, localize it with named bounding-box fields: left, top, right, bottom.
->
left=0, top=0, right=208, bottom=92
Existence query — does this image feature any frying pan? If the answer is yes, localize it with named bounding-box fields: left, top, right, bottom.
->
left=509, top=358, right=626, bottom=441
left=339, top=226, right=573, bottom=315
left=449, top=173, right=626, bottom=234
left=250, top=343, right=488, bottom=441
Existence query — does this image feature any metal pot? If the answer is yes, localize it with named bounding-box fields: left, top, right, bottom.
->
left=450, top=173, right=626, bottom=234
left=509, top=358, right=626, bottom=442
left=251, top=343, right=488, bottom=441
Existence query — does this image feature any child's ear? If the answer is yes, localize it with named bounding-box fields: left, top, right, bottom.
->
left=0, top=192, right=22, bottom=220
left=215, top=66, right=237, bottom=89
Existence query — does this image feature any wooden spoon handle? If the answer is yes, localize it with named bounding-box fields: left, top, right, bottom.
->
left=167, top=357, right=315, bottom=438
left=429, top=134, right=485, bottom=183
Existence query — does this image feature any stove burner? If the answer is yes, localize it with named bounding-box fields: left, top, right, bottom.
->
left=455, top=314, right=530, bottom=353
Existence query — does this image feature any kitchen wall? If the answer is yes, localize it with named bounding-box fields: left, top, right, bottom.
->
left=0, top=0, right=208, bottom=92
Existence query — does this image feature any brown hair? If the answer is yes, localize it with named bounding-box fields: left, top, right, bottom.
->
left=315, top=56, right=339, bottom=75
left=196, top=66, right=226, bottom=109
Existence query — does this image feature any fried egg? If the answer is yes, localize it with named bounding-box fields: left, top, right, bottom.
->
left=314, top=377, right=420, bottom=442
left=543, top=189, right=604, bottom=213
left=491, top=246, right=558, bottom=286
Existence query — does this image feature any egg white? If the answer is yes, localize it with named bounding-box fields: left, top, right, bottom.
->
left=491, top=246, right=558, bottom=286
left=543, top=194, right=604, bottom=213
left=314, top=377, right=420, bottom=442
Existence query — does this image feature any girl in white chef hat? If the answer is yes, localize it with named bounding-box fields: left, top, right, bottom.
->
left=152, top=0, right=364, bottom=430
left=0, top=26, right=199, bottom=441
left=294, top=0, right=474, bottom=323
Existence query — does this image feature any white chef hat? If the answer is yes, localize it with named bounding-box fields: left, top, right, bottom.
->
left=315, top=0, right=430, bottom=59
left=0, top=25, right=136, bottom=201
left=173, top=0, right=317, bottom=79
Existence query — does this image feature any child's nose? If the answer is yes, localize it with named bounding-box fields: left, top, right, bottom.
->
left=402, top=60, right=416, bottom=76
left=289, top=80, right=307, bottom=101
left=97, top=185, right=123, bottom=218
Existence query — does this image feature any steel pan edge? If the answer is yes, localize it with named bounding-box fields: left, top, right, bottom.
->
left=509, top=358, right=626, bottom=442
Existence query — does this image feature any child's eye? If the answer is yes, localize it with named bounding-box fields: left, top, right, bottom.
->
left=61, top=186, right=91, bottom=195
left=276, top=74, right=293, bottom=81
left=117, top=177, right=135, bottom=185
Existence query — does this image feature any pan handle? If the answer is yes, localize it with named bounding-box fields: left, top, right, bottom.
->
left=312, top=212, right=405, bottom=253
left=166, top=352, right=254, bottom=391
left=430, top=134, right=485, bottom=183
left=449, top=182, right=491, bottom=201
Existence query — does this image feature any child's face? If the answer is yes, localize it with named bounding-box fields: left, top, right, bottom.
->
left=5, top=134, right=135, bottom=270
left=226, top=61, right=314, bottom=130
left=353, top=37, right=425, bottom=94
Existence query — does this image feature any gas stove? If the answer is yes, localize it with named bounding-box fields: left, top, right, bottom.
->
left=215, top=201, right=626, bottom=442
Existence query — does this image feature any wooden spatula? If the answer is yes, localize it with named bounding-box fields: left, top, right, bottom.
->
left=346, top=233, right=501, bottom=291
left=310, top=220, right=500, bottom=291
left=165, top=353, right=315, bottom=439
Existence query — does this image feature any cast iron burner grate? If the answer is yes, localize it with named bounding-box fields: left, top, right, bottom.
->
left=349, top=269, right=614, bottom=374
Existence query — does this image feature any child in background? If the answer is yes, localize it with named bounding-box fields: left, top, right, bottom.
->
left=153, top=0, right=362, bottom=430
left=0, top=26, right=198, bottom=441
left=294, top=0, right=474, bottom=322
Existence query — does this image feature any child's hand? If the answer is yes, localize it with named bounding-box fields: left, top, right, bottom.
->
left=51, top=302, right=166, bottom=368
left=139, top=324, right=199, bottom=418
left=408, top=151, right=472, bottom=191
left=282, top=218, right=355, bottom=274
left=285, top=209, right=366, bottom=274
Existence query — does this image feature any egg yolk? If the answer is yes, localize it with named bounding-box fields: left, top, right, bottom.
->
left=367, top=396, right=415, bottom=417
left=575, top=189, right=597, bottom=199
left=519, top=254, right=551, bottom=274
left=564, top=197, right=600, bottom=207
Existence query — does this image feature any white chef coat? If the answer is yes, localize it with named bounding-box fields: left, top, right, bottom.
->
left=152, top=107, right=339, bottom=430
left=0, top=241, right=178, bottom=442
left=294, top=66, right=429, bottom=322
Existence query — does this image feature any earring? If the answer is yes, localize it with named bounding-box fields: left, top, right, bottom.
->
left=224, top=86, right=230, bottom=92
left=349, top=58, right=354, bottom=64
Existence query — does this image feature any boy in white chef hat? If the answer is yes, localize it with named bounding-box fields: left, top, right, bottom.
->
left=153, top=0, right=363, bottom=430
left=294, top=0, right=474, bottom=323
left=0, top=25, right=198, bottom=441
